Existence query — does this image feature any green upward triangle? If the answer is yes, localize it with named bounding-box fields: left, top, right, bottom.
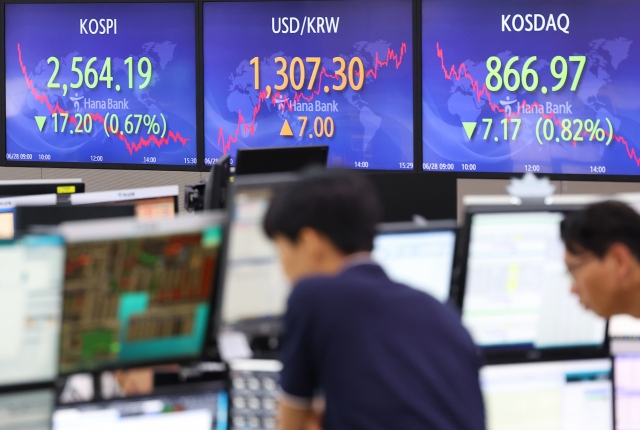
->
left=462, top=122, right=477, bottom=140
left=35, top=116, right=46, bottom=132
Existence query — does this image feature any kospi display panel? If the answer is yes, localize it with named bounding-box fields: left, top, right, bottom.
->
left=4, top=2, right=198, bottom=169
left=203, top=0, right=414, bottom=170
left=422, top=0, right=640, bottom=177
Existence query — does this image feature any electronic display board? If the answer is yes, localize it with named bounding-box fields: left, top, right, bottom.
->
left=203, top=0, right=414, bottom=170
left=423, top=0, right=640, bottom=177
left=4, top=2, right=198, bottom=168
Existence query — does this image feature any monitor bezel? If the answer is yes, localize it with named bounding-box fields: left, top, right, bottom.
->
left=456, top=204, right=610, bottom=364
left=0, top=0, right=203, bottom=172
left=56, top=212, right=227, bottom=375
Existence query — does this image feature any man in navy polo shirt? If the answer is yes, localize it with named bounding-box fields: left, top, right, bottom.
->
left=263, top=169, right=485, bottom=430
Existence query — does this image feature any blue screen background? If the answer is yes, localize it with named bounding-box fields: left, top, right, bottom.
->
left=423, top=0, right=640, bottom=176
left=5, top=3, right=197, bottom=166
left=203, top=0, right=414, bottom=170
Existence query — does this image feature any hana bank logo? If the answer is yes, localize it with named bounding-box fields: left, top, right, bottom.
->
left=69, top=93, right=84, bottom=113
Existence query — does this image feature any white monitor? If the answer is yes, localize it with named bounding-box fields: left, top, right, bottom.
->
left=70, top=186, right=179, bottom=220
left=461, top=210, right=607, bottom=350
left=373, top=226, right=456, bottom=302
left=614, top=355, right=640, bottom=429
left=609, top=315, right=640, bottom=338
left=481, top=358, right=613, bottom=430
left=0, top=389, right=54, bottom=430
left=53, top=384, right=227, bottom=430
left=220, top=185, right=290, bottom=328
left=0, top=235, right=64, bottom=386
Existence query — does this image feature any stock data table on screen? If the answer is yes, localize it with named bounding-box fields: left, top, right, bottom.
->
left=0, top=236, right=64, bottom=387
left=481, top=359, right=613, bottom=430
left=462, top=211, right=607, bottom=351
left=422, top=0, right=640, bottom=176
left=4, top=3, right=197, bottom=167
left=203, top=0, right=414, bottom=170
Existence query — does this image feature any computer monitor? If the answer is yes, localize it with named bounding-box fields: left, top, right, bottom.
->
left=57, top=213, right=224, bottom=374
left=0, top=235, right=65, bottom=387
left=481, top=358, right=613, bottom=430
left=53, top=382, right=228, bottom=430
left=0, top=179, right=84, bottom=197
left=234, top=146, right=328, bottom=176
left=0, top=207, right=15, bottom=239
left=459, top=207, right=608, bottom=359
left=15, top=205, right=136, bottom=233
left=70, top=186, right=179, bottom=219
left=0, top=388, right=55, bottom=430
left=204, top=155, right=232, bottom=210
left=5, top=2, right=197, bottom=169
left=614, top=354, right=640, bottom=429
left=372, top=222, right=457, bottom=302
left=217, top=174, right=298, bottom=337
left=0, top=194, right=62, bottom=239
left=365, top=171, right=457, bottom=222
left=609, top=315, right=640, bottom=339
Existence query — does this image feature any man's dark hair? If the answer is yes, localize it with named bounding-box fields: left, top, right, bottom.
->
left=263, top=168, right=382, bottom=254
left=560, top=200, right=640, bottom=260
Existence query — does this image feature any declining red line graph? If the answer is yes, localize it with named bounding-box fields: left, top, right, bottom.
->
left=435, top=42, right=640, bottom=167
left=17, top=43, right=190, bottom=156
left=217, top=43, right=408, bottom=155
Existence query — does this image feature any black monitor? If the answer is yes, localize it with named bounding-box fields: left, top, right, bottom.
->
left=373, top=221, right=458, bottom=303
left=15, top=205, right=135, bottom=233
left=53, top=381, right=227, bottom=429
left=216, top=174, right=298, bottom=340
left=480, top=358, right=613, bottom=430
left=365, top=172, right=457, bottom=222
left=204, top=155, right=232, bottom=210
left=0, top=194, right=61, bottom=239
left=70, top=186, right=179, bottom=219
left=458, top=205, right=608, bottom=362
left=234, top=146, right=328, bottom=175
left=57, top=213, right=225, bottom=374
left=0, top=234, right=65, bottom=389
left=0, top=179, right=84, bottom=197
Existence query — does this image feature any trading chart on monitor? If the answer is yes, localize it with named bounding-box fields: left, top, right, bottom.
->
left=59, top=226, right=222, bottom=373
left=423, top=0, right=640, bottom=176
left=5, top=3, right=197, bottom=167
left=203, top=0, right=414, bottom=170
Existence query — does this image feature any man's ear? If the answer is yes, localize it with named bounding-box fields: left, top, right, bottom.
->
left=297, top=227, right=324, bottom=251
left=607, top=243, right=636, bottom=289
left=297, top=227, right=338, bottom=260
